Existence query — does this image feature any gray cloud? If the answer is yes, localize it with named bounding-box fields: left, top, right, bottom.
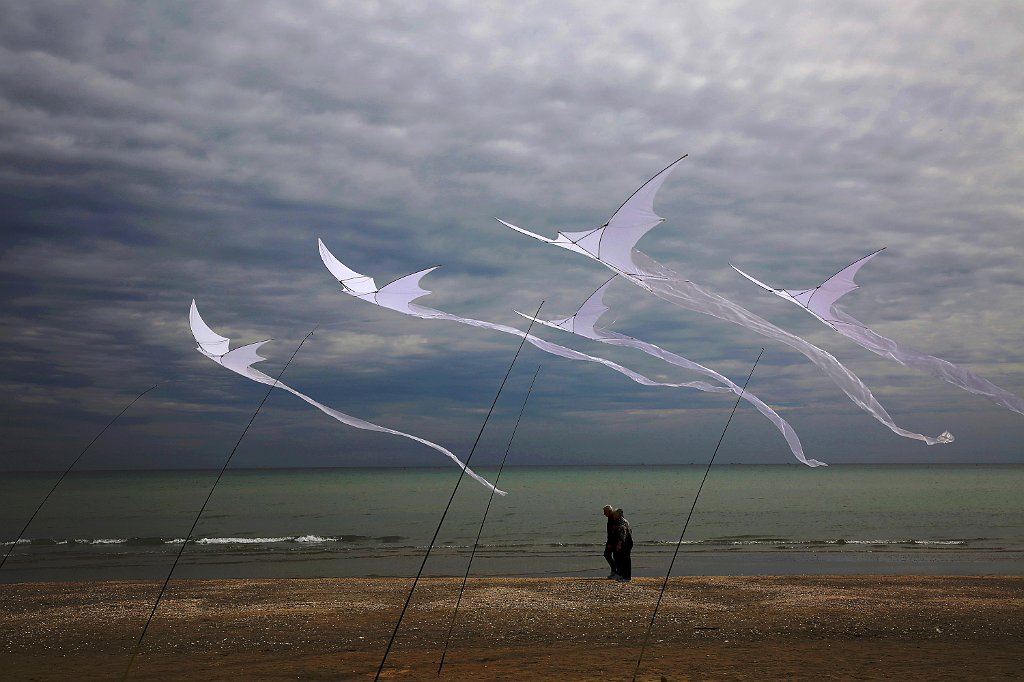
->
left=1, top=0, right=1022, bottom=471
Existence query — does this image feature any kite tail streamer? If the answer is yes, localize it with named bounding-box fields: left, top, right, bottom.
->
left=191, top=299, right=503, bottom=494
left=1, top=383, right=160, bottom=570
left=832, top=309, right=1024, bottom=416
left=632, top=349, right=764, bottom=682
left=374, top=303, right=543, bottom=682
left=410, top=303, right=825, bottom=465
left=437, top=364, right=542, bottom=676
left=523, top=307, right=823, bottom=467
left=121, top=328, right=315, bottom=682
left=632, top=252, right=953, bottom=445
left=600, top=333, right=824, bottom=466
left=240, top=368, right=504, bottom=495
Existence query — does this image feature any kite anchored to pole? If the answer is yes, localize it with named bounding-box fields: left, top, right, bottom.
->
left=189, top=301, right=504, bottom=494
left=732, top=250, right=1024, bottom=417
left=124, top=311, right=318, bottom=681
left=497, top=157, right=953, bottom=447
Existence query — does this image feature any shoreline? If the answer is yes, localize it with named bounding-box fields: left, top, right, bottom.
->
left=3, top=575, right=1022, bottom=680
left=4, top=543, right=1022, bottom=585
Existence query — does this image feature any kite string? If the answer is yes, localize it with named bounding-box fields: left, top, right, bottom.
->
left=436, top=364, right=542, bottom=676
left=121, top=326, right=317, bottom=681
left=1, top=382, right=160, bottom=570
left=631, top=348, right=764, bottom=682
left=374, top=303, right=543, bottom=682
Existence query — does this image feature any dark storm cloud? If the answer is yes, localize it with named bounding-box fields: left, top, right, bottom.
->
left=1, top=1, right=1022, bottom=471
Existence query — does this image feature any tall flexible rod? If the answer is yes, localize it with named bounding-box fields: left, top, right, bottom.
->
left=631, top=348, right=764, bottom=682
left=1, top=382, right=160, bottom=570
left=122, top=327, right=316, bottom=680
left=375, top=302, right=543, bottom=681
left=437, top=364, right=543, bottom=676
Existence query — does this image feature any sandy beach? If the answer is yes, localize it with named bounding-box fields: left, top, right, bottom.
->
left=2, top=575, right=1022, bottom=680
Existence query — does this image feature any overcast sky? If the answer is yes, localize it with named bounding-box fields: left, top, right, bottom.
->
left=2, top=1, right=1022, bottom=472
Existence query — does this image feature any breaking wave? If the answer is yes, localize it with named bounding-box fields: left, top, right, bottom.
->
left=641, top=538, right=970, bottom=547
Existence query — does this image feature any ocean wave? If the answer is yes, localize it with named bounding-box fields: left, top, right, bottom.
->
left=640, top=538, right=969, bottom=547
left=2, top=536, right=974, bottom=550
left=192, top=535, right=344, bottom=545
left=2, top=535, right=347, bottom=547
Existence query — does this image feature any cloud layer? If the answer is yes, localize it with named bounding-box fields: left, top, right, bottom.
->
left=2, top=1, right=1022, bottom=470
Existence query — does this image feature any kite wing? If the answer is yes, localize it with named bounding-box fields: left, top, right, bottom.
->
left=594, top=155, right=688, bottom=276
left=217, top=340, right=274, bottom=382
left=565, top=277, right=615, bottom=337
left=800, top=248, right=886, bottom=321
left=318, top=238, right=378, bottom=295
left=190, top=299, right=231, bottom=356
left=495, top=218, right=602, bottom=265
left=373, top=267, right=440, bottom=315
left=189, top=300, right=505, bottom=495
left=515, top=277, right=616, bottom=340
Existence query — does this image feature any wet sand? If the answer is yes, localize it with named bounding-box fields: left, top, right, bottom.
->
left=3, top=576, right=1022, bottom=680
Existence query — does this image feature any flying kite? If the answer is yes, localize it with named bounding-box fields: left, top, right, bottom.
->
left=732, top=251, right=1024, bottom=416
left=496, top=155, right=688, bottom=290
left=498, top=158, right=953, bottom=446
left=516, top=277, right=825, bottom=466
left=189, top=300, right=505, bottom=494
left=318, top=241, right=820, bottom=466
left=732, top=249, right=888, bottom=331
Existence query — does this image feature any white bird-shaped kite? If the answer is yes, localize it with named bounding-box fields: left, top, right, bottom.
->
left=498, top=157, right=953, bottom=447
left=496, top=155, right=688, bottom=291
left=189, top=300, right=505, bottom=494
left=731, top=249, right=886, bottom=331
left=320, top=241, right=824, bottom=466
left=732, top=251, right=1024, bottom=417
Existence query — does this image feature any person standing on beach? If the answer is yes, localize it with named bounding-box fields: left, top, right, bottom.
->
left=612, top=508, right=633, bottom=582
left=602, top=505, right=618, bottom=578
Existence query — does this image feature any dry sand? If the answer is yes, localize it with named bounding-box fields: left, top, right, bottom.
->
left=2, top=576, right=1022, bottom=680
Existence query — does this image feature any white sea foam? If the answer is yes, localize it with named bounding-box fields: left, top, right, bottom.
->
left=294, top=535, right=338, bottom=543
left=195, top=537, right=291, bottom=545
left=193, top=535, right=340, bottom=545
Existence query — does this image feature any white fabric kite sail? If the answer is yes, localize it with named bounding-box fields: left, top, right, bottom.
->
left=499, top=159, right=953, bottom=446
left=189, top=300, right=505, bottom=495
left=516, top=278, right=825, bottom=467
left=496, top=155, right=688, bottom=291
left=732, top=250, right=887, bottom=332
left=733, top=252, right=1024, bottom=416
left=320, top=241, right=821, bottom=465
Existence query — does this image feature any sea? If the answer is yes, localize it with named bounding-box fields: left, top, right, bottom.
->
left=1, top=465, right=1021, bottom=583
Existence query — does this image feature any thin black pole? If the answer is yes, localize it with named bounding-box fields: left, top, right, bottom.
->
left=375, top=303, right=544, bottom=682
left=122, top=326, right=317, bottom=681
left=632, top=348, right=764, bottom=682
left=1, top=383, right=160, bottom=570
left=437, top=364, right=542, bottom=676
